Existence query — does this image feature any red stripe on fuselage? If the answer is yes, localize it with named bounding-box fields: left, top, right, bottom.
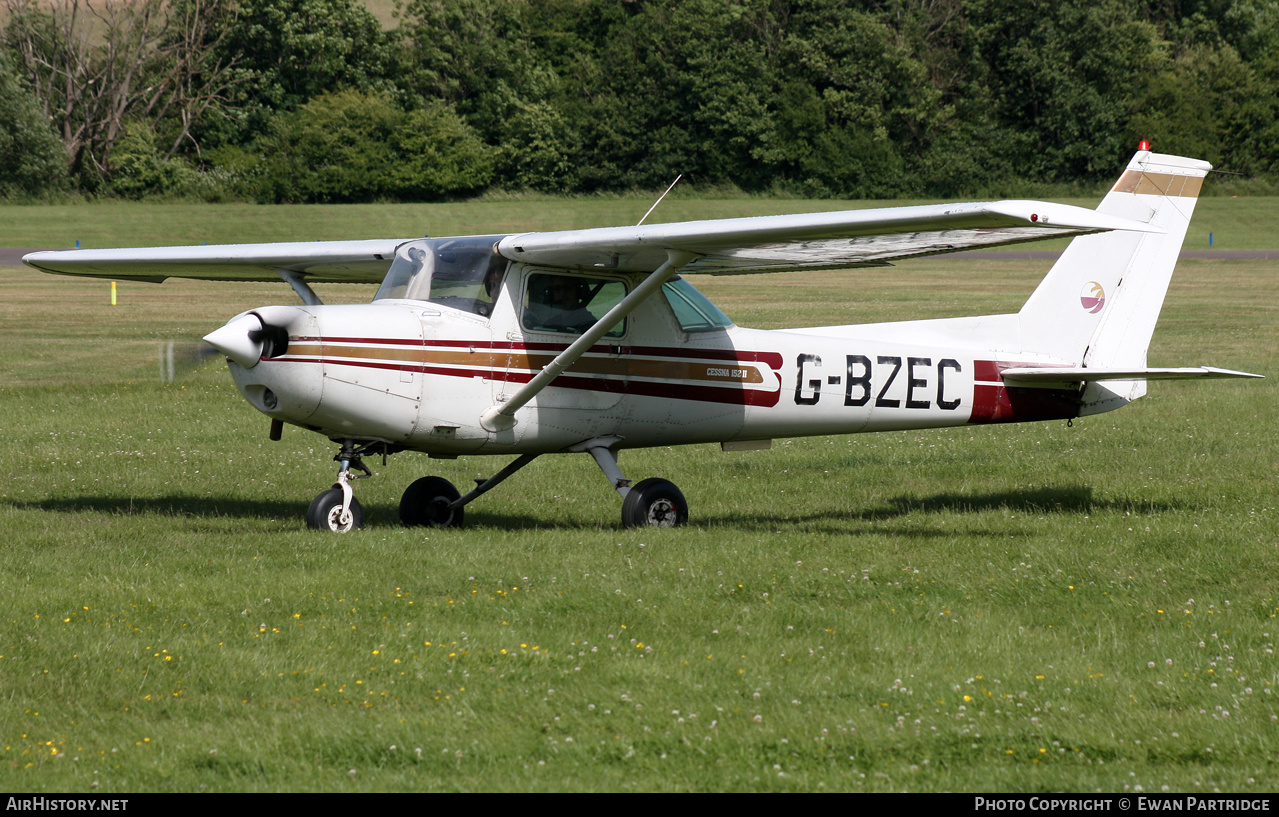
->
left=973, top=359, right=1004, bottom=384
left=276, top=340, right=783, bottom=408
left=970, top=383, right=1013, bottom=423
left=969, top=360, right=1079, bottom=424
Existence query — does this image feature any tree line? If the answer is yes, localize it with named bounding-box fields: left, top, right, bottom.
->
left=2, top=0, right=1276, bottom=203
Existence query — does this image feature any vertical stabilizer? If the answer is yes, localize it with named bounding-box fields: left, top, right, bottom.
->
left=1016, top=150, right=1210, bottom=410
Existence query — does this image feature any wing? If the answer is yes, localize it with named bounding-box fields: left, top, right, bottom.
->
left=22, top=239, right=414, bottom=283
left=496, top=200, right=1163, bottom=274
left=22, top=198, right=1159, bottom=284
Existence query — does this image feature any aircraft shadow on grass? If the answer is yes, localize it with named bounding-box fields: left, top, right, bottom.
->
left=8, top=493, right=616, bottom=531
left=9, top=484, right=1191, bottom=534
left=694, top=485, right=1191, bottom=536
left=10, top=495, right=308, bottom=524
left=864, top=485, right=1186, bottom=518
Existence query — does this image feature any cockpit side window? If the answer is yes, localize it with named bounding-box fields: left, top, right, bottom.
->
left=522, top=273, right=627, bottom=337
left=374, top=235, right=509, bottom=318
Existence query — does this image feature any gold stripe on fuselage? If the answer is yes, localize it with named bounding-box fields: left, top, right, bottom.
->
left=286, top=344, right=766, bottom=384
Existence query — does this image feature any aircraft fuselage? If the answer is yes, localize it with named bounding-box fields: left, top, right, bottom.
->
left=226, top=265, right=1082, bottom=457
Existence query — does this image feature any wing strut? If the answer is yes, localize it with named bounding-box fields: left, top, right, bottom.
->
left=275, top=269, right=322, bottom=305
left=479, top=250, right=695, bottom=432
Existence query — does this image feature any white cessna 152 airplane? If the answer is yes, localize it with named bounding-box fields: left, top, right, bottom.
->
left=23, top=148, right=1261, bottom=532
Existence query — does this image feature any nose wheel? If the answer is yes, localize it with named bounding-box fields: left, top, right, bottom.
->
left=307, top=440, right=375, bottom=532
left=307, top=488, right=365, bottom=532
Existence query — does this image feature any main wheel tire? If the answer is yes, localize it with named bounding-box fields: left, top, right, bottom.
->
left=399, top=476, right=464, bottom=528
left=306, top=487, right=364, bottom=532
left=621, top=477, right=688, bottom=529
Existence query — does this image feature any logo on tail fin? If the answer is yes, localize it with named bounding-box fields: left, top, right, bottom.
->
left=1080, top=281, right=1106, bottom=313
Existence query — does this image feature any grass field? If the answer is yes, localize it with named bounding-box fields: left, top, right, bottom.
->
left=0, top=199, right=1276, bottom=792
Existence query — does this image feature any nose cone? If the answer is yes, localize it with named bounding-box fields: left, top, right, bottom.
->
left=204, top=313, right=264, bottom=368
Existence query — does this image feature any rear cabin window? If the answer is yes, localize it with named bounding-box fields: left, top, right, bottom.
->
left=522, top=273, right=627, bottom=337
left=661, top=276, right=734, bottom=332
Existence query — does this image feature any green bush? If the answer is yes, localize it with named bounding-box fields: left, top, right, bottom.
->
left=0, top=52, right=67, bottom=198
left=106, top=127, right=200, bottom=199
left=387, top=101, right=496, bottom=199
left=245, top=91, right=494, bottom=203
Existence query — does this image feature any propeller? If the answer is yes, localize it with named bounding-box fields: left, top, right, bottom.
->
left=159, top=340, right=221, bottom=384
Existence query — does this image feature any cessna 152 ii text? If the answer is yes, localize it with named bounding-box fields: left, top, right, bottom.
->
left=23, top=149, right=1261, bottom=531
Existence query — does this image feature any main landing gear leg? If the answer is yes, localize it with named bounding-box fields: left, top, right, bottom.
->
left=577, top=440, right=688, bottom=529
left=307, top=440, right=373, bottom=532
left=399, top=453, right=541, bottom=528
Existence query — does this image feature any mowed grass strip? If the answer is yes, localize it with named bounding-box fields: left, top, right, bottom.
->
left=0, top=200, right=1276, bottom=792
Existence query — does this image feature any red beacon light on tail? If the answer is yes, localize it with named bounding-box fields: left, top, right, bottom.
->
left=1138, top=139, right=1151, bottom=151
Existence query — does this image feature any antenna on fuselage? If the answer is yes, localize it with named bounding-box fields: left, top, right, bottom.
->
left=636, top=175, right=683, bottom=226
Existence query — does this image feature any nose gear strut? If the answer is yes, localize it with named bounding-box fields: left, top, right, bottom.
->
left=305, top=440, right=380, bottom=532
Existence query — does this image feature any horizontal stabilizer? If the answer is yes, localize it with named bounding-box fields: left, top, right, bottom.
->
left=1001, top=366, right=1263, bottom=389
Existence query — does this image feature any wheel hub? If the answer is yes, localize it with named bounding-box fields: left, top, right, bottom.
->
left=327, top=506, right=355, bottom=532
left=647, top=499, right=676, bottom=526
left=426, top=497, right=453, bottom=525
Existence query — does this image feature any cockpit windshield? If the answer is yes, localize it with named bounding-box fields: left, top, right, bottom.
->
left=374, top=235, right=510, bottom=317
